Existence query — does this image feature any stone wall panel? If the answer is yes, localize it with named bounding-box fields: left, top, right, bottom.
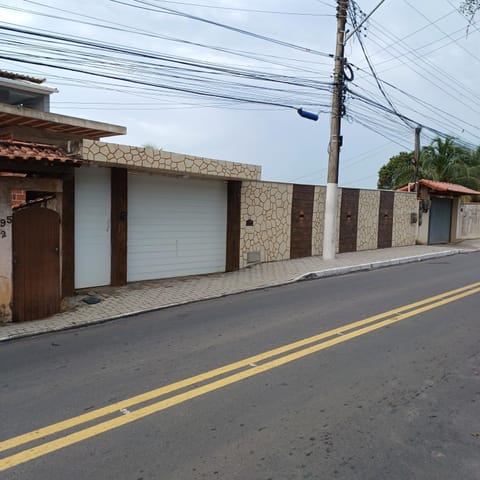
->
left=82, top=139, right=261, bottom=181
left=392, top=192, right=418, bottom=247
left=357, top=190, right=380, bottom=251
left=312, top=186, right=325, bottom=256
left=239, top=181, right=292, bottom=268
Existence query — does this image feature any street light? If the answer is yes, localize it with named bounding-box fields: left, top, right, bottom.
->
left=297, top=108, right=319, bottom=122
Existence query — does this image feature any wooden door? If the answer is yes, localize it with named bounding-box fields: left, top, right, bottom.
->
left=13, top=207, right=60, bottom=322
left=290, top=185, right=315, bottom=259
left=339, top=188, right=360, bottom=253
left=377, top=191, right=394, bottom=249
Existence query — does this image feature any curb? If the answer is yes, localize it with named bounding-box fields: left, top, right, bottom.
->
left=0, top=248, right=468, bottom=342
left=293, top=249, right=465, bottom=282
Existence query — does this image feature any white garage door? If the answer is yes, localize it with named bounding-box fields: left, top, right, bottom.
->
left=75, top=167, right=111, bottom=289
left=128, top=173, right=227, bottom=282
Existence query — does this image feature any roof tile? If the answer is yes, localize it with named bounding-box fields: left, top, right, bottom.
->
left=0, top=139, right=80, bottom=165
left=398, top=179, right=480, bottom=195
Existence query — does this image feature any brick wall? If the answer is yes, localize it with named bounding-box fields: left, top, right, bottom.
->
left=11, top=189, right=26, bottom=208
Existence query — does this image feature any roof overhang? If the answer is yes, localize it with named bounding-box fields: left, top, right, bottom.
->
left=0, top=77, right=57, bottom=96
left=398, top=179, right=480, bottom=196
left=0, top=103, right=126, bottom=139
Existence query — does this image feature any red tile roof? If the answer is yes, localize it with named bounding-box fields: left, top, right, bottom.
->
left=0, top=139, right=80, bottom=165
left=0, top=70, right=45, bottom=84
left=398, top=179, right=480, bottom=195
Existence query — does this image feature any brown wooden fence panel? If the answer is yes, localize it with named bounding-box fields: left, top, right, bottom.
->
left=62, top=175, right=75, bottom=296
left=290, top=184, right=315, bottom=259
left=226, top=181, right=241, bottom=271
left=339, top=188, right=360, bottom=253
left=377, top=191, right=394, bottom=248
left=111, top=168, right=128, bottom=285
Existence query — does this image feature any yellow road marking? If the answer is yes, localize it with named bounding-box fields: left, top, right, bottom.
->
left=1, top=283, right=479, bottom=471
left=2, top=281, right=477, bottom=455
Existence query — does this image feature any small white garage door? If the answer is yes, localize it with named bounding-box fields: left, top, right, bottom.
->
left=75, top=167, right=111, bottom=289
left=128, top=173, right=227, bottom=282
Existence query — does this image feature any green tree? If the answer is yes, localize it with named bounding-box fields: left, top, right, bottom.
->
left=377, top=137, right=480, bottom=190
left=459, top=0, right=480, bottom=32
left=420, top=137, right=469, bottom=182
left=460, top=0, right=480, bottom=17
left=456, top=146, right=480, bottom=191
left=377, top=151, right=415, bottom=189
left=420, top=137, right=480, bottom=190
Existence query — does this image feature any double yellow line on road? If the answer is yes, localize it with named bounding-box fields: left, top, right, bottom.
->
left=1, top=281, right=479, bottom=471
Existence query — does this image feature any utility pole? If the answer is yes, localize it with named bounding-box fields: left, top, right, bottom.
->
left=323, top=0, right=349, bottom=260
left=413, top=126, right=421, bottom=189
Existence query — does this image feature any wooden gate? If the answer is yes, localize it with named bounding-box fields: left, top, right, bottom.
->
left=339, top=188, right=360, bottom=253
left=13, top=207, right=61, bottom=322
left=377, top=191, right=394, bottom=249
left=290, top=185, right=315, bottom=259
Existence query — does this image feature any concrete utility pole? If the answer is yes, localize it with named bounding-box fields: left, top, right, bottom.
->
left=413, top=126, right=422, bottom=189
left=323, top=0, right=349, bottom=260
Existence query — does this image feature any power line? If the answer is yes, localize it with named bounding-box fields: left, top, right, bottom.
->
left=354, top=7, right=457, bottom=65
left=109, top=0, right=334, bottom=58
left=349, top=68, right=480, bottom=140
left=123, top=0, right=335, bottom=16
left=348, top=1, right=412, bottom=128
left=0, top=23, right=337, bottom=110
left=357, top=21, right=480, bottom=113
left=348, top=87, right=478, bottom=150
left=15, top=1, right=334, bottom=75
left=403, top=0, right=480, bottom=66
left=290, top=141, right=392, bottom=182
left=0, top=52, right=299, bottom=108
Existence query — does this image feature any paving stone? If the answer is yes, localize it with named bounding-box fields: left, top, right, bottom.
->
left=0, top=243, right=477, bottom=341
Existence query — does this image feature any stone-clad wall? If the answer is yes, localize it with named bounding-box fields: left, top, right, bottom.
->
left=82, top=139, right=261, bottom=181
left=239, top=181, right=293, bottom=268
left=392, top=192, right=418, bottom=247
left=357, top=190, right=380, bottom=251
left=311, top=186, right=326, bottom=256
left=238, top=183, right=418, bottom=268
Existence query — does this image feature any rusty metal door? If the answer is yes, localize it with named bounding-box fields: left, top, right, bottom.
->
left=377, top=191, right=394, bottom=249
left=290, top=185, right=315, bottom=259
left=13, top=207, right=60, bottom=322
left=339, top=188, right=360, bottom=253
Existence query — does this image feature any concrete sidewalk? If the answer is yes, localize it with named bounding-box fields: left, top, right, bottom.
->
left=1, top=241, right=479, bottom=342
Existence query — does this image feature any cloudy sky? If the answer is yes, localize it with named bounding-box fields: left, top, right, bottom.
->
left=0, top=0, right=479, bottom=188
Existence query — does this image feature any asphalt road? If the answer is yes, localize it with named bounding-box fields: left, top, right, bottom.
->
left=1, top=252, right=480, bottom=479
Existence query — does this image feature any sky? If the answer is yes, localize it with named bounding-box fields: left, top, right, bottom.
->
left=0, top=0, right=479, bottom=189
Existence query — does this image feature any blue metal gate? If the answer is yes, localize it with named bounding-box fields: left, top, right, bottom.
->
left=428, top=197, right=452, bottom=244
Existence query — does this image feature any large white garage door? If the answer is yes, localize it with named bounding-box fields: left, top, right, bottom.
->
left=128, top=173, right=227, bottom=282
left=75, top=167, right=111, bottom=289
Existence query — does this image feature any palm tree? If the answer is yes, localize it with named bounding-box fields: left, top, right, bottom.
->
left=377, top=138, right=480, bottom=191
left=420, top=137, right=480, bottom=189
left=457, top=146, right=480, bottom=191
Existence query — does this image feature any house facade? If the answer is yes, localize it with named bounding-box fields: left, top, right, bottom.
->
left=399, top=179, right=480, bottom=245
left=0, top=73, right=420, bottom=324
